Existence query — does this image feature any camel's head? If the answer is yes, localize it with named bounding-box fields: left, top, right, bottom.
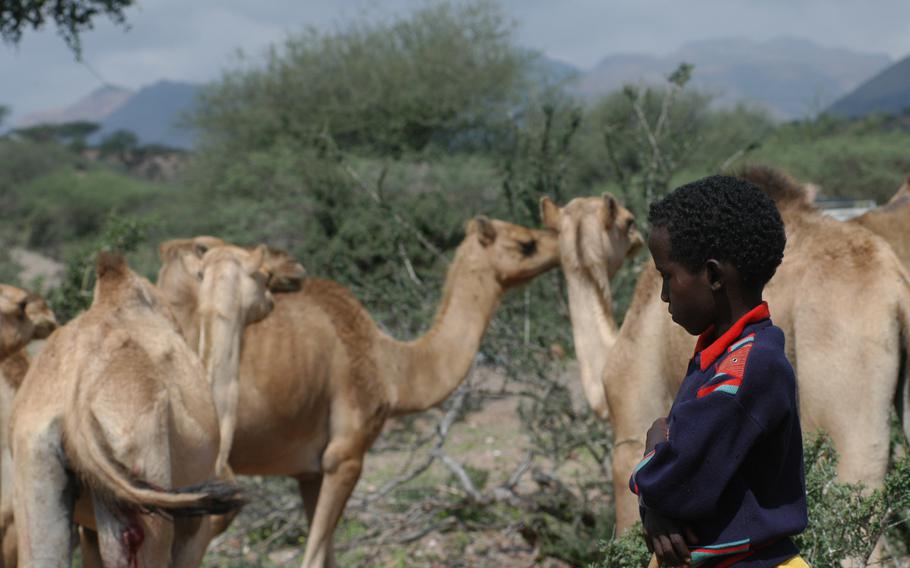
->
left=191, top=245, right=275, bottom=326
left=462, top=216, right=559, bottom=289
left=0, top=284, right=58, bottom=360
left=259, top=246, right=307, bottom=292
left=156, top=235, right=228, bottom=303
left=157, top=236, right=306, bottom=297
left=23, top=292, right=57, bottom=340
left=540, top=193, right=643, bottom=293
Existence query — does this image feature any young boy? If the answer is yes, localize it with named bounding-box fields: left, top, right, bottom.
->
left=629, top=175, right=809, bottom=567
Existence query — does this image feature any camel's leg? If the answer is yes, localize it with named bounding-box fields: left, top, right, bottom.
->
left=79, top=527, right=102, bottom=568
left=296, top=474, right=336, bottom=568
left=1, top=449, right=14, bottom=568
left=171, top=517, right=212, bottom=568
left=2, top=519, right=14, bottom=568
left=92, top=493, right=173, bottom=568
left=611, top=439, right=647, bottom=534
left=296, top=474, right=322, bottom=523
left=1, top=382, right=17, bottom=568
left=209, top=466, right=240, bottom=538
left=299, top=447, right=362, bottom=568
left=12, top=421, right=74, bottom=567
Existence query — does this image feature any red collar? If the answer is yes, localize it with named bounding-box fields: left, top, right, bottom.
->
left=694, top=302, right=771, bottom=371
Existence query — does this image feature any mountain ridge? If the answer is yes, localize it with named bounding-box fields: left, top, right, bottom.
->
left=571, top=36, right=891, bottom=119
left=11, top=36, right=895, bottom=148
left=826, top=54, right=910, bottom=118
left=16, top=85, right=134, bottom=128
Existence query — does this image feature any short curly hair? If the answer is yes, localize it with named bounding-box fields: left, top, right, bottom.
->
left=648, top=175, right=786, bottom=288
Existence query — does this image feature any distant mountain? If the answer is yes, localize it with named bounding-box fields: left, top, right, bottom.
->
left=16, top=85, right=133, bottom=128
left=826, top=54, right=910, bottom=118
left=529, top=53, right=580, bottom=89
left=572, top=37, right=891, bottom=120
left=91, top=80, right=203, bottom=150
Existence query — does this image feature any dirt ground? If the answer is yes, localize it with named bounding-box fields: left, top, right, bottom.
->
left=205, top=363, right=607, bottom=568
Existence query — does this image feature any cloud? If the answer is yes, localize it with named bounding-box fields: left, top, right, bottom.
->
left=2, top=0, right=908, bottom=123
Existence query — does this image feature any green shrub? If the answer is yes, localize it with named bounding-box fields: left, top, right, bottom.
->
left=47, top=214, right=148, bottom=323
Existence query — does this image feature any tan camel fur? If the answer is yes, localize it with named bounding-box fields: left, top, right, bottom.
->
left=0, top=291, right=57, bottom=568
left=0, top=286, right=56, bottom=363
left=546, top=167, right=910, bottom=533
left=852, top=175, right=910, bottom=269
left=156, top=236, right=305, bottom=352
left=539, top=193, right=643, bottom=419
left=8, top=251, right=271, bottom=567
left=191, top=245, right=274, bottom=475
left=156, top=217, right=559, bottom=567
left=157, top=238, right=294, bottom=475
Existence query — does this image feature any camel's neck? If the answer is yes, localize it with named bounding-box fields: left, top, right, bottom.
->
left=565, top=269, right=618, bottom=417
left=196, top=273, right=249, bottom=473
left=171, top=299, right=201, bottom=351
left=387, top=256, right=502, bottom=414
left=197, top=287, right=245, bottom=394
left=157, top=282, right=201, bottom=350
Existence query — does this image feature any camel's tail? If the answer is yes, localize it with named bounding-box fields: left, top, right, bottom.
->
left=63, top=408, right=244, bottom=518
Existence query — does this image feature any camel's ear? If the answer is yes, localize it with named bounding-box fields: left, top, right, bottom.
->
left=193, top=242, right=210, bottom=259
left=468, top=216, right=497, bottom=247
left=158, top=240, right=183, bottom=262
left=244, top=244, right=267, bottom=276
left=602, top=193, right=618, bottom=228
left=539, top=196, right=561, bottom=231
left=180, top=252, right=204, bottom=281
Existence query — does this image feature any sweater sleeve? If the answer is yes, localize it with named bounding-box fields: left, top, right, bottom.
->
left=629, top=343, right=792, bottom=520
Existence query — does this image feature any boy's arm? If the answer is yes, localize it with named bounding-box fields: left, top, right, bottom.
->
left=630, top=346, right=790, bottom=520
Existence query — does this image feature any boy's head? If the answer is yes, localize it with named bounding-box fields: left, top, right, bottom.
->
left=647, top=175, right=786, bottom=335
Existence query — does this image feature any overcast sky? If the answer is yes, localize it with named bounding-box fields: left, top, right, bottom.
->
left=2, top=0, right=910, bottom=123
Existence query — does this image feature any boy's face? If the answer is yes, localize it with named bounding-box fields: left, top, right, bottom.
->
left=648, top=226, right=717, bottom=336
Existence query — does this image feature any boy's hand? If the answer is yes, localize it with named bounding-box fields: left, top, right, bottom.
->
left=643, top=509, right=698, bottom=567
left=645, top=417, right=669, bottom=454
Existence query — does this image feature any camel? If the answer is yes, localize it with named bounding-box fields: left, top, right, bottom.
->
left=9, top=248, right=272, bottom=567
left=543, top=166, right=910, bottom=534
left=538, top=193, right=643, bottom=419
left=156, top=216, right=560, bottom=567
left=156, top=236, right=305, bottom=352
left=851, top=175, right=910, bottom=269
left=0, top=286, right=56, bottom=363
left=0, top=289, right=57, bottom=568
left=157, top=238, right=301, bottom=475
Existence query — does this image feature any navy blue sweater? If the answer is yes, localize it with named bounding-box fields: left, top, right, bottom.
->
left=629, top=303, right=808, bottom=567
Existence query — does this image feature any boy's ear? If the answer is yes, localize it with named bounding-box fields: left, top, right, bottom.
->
left=705, top=259, right=724, bottom=291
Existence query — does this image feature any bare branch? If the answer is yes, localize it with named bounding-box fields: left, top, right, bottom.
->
left=340, top=161, right=445, bottom=259
left=435, top=450, right=485, bottom=502
left=358, top=369, right=475, bottom=506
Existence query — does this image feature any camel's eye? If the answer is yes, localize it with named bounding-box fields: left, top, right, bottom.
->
left=519, top=240, right=537, bottom=257
left=17, top=299, right=27, bottom=320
